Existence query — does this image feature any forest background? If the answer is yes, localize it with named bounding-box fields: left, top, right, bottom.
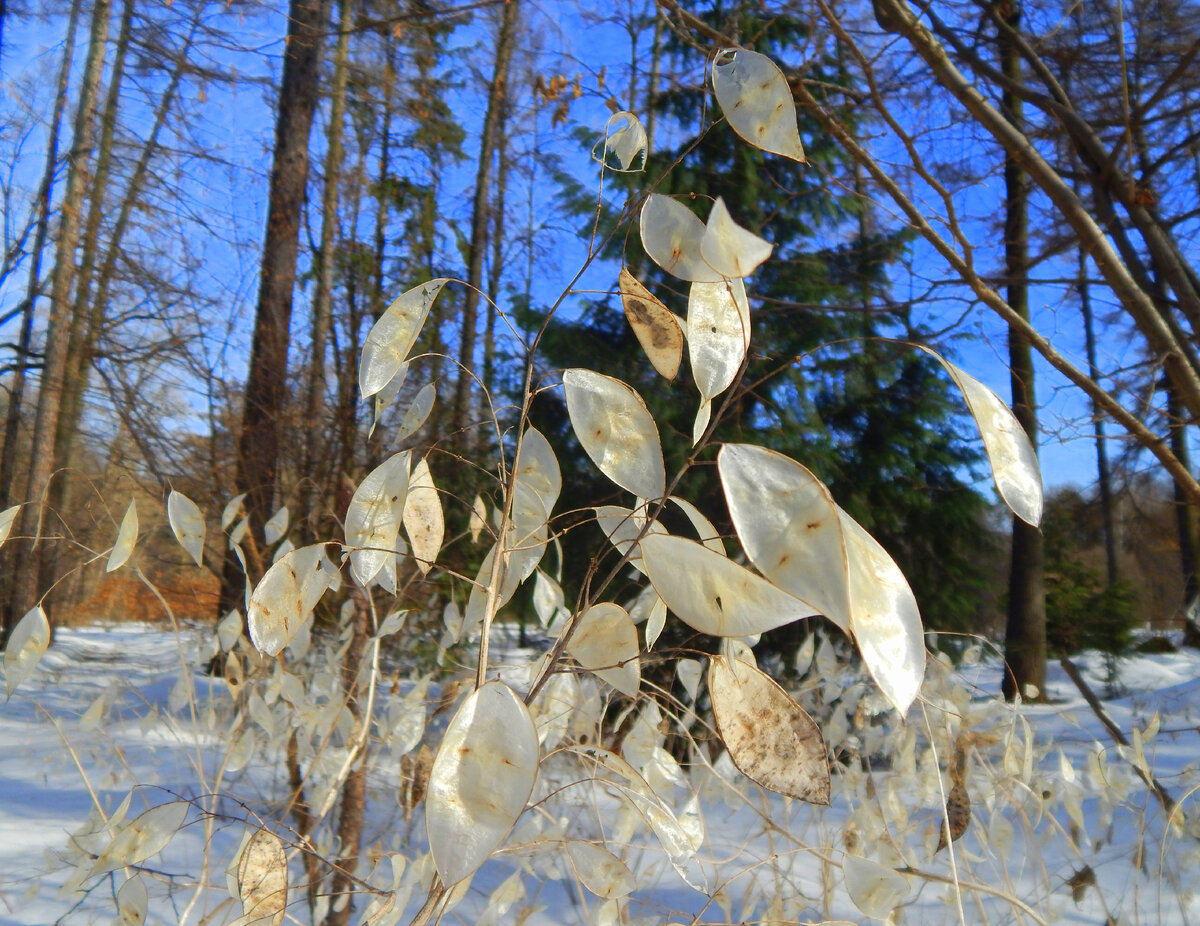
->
left=2, top=0, right=1199, bottom=689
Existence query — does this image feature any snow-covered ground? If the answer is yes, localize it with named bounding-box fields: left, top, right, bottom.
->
left=2, top=622, right=1199, bottom=925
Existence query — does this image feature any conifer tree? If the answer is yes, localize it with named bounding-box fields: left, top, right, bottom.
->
left=528, top=1, right=992, bottom=646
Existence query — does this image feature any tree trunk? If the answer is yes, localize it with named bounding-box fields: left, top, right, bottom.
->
left=300, top=0, right=352, bottom=544
left=644, top=7, right=665, bottom=157
left=1123, top=40, right=1200, bottom=625
left=0, top=0, right=81, bottom=517
left=370, top=53, right=394, bottom=321
left=1079, top=252, right=1120, bottom=587
left=321, top=588, right=371, bottom=926
left=219, top=0, right=331, bottom=614
left=483, top=83, right=512, bottom=399
left=997, top=0, right=1047, bottom=702
left=1060, top=10, right=1120, bottom=588
left=62, top=13, right=195, bottom=447
left=41, top=0, right=135, bottom=603
left=1166, top=383, right=1195, bottom=606
left=406, top=34, right=449, bottom=434
left=306, top=15, right=372, bottom=919
left=328, top=45, right=391, bottom=484
left=449, top=0, right=519, bottom=442
left=6, top=0, right=112, bottom=637
left=55, top=0, right=132, bottom=462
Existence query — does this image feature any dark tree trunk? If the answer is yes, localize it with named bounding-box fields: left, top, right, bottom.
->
left=299, top=0, right=352, bottom=545
left=1121, top=46, right=1200, bottom=632
left=0, top=0, right=81, bottom=642
left=998, top=0, right=1047, bottom=702
left=1059, top=10, right=1119, bottom=590
left=483, top=82, right=511, bottom=399
left=1079, top=257, right=1121, bottom=586
left=1168, top=385, right=1200, bottom=614
left=219, top=0, right=331, bottom=614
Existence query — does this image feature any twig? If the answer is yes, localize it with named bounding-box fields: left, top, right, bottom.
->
left=1058, top=656, right=1176, bottom=816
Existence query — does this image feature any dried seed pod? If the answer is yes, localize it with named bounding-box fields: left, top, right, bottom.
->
left=708, top=654, right=830, bottom=804
left=1066, top=866, right=1095, bottom=903
left=400, top=744, right=434, bottom=819
left=936, top=780, right=971, bottom=852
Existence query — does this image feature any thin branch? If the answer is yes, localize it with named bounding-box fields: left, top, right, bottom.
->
left=1058, top=656, right=1176, bottom=817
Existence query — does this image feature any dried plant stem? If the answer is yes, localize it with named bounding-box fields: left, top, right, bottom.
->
left=409, top=877, right=447, bottom=926
left=1058, top=656, right=1176, bottom=816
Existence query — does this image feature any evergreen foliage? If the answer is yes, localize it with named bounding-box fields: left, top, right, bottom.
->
left=1042, top=488, right=1139, bottom=658
left=526, top=1, right=993, bottom=645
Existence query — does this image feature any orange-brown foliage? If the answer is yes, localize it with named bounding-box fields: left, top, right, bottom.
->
left=57, top=572, right=219, bottom=625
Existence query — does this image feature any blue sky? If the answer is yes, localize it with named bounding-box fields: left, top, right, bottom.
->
left=0, top=0, right=1162, bottom=501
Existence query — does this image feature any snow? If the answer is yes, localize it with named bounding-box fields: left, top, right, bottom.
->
left=2, top=622, right=1200, bottom=925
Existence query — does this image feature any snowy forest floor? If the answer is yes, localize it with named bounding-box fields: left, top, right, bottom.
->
left=2, top=621, right=1200, bottom=925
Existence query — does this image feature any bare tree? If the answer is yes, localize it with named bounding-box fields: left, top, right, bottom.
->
left=651, top=0, right=1200, bottom=689
left=219, top=0, right=332, bottom=614
left=449, top=0, right=521, bottom=443
left=299, top=0, right=352, bottom=545
left=5, top=0, right=112, bottom=638
left=38, top=0, right=135, bottom=600
left=0, top=0, right=82, bottom=532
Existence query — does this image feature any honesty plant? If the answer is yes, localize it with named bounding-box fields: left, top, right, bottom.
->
left=0, top=44, right=1049, bottom=926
